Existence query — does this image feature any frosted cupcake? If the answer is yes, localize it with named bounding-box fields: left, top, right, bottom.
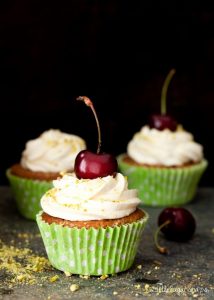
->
left=36, top=172, right=148, bottom=276
left=37, top=96, right=148, bottom=276
left=118, top=70, right=207, bottom=206
left=6, top=129, right=86, bottom=220
left=118, top=125, right=207, bottom=206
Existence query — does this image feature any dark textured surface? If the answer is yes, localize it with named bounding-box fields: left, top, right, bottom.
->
left=1, top=2, right=214, bottom=187
left=0, top=186, right=213, bottom=299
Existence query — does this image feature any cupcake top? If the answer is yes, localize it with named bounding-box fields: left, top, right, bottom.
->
left=21, top=129, right=86, bottom=173
left=127, top=125, right=204, bottom=166
left=41, top=172, right=140, bottom=221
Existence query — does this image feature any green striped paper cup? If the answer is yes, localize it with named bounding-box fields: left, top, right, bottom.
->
left=118, top=154, right=208, bottom=207
left=36, top=210, right=148, bottom=276
left=6, top=169, right=53, bottom=220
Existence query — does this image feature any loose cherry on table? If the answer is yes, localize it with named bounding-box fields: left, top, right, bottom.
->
left=74, top=96, right=118, bottom=179
left=154, top=207, right=196, bottom=254
left=149, top=69, right=178, bottom=131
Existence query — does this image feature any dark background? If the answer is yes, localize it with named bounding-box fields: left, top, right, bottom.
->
left=0, top=1, right=213, bottom=185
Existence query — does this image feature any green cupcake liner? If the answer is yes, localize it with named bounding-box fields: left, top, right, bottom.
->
left=117, top=154, right=208, bottom=207
left=6, top=169, right=53, bottom=220
left=36, top=211, right=148, bottom=276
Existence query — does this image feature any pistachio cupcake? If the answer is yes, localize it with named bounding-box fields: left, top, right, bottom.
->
left=118, top=70, right=207, bottom=206
left=7, top=129, right=86, bottom=220
left=36, top=172, right=148, bottom=275
left=118, top=125, right=207, bottom=206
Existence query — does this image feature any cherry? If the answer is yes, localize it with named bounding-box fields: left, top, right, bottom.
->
left=149, top=69, right=178, bottom=131
left=74, top=96, right=118, bottom=179
left=154, top=207, right=196, bottom=254
left=149, top=114, right=177, bottom=131
left=75, top=150, right=117, bottom=179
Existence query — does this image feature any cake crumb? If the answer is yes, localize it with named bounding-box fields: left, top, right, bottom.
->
left=64, top=271, right=72, bottom=277
left=137, top=265, right=142, bottom=270
left=193, top=294, right=198, bottom=298
left=49, top=275, right=59, bottom=283
left=70, top=284, right=80, bottom=292
left=79, top=275, right=90, bottom=279
left=113, top=291, right=118, bottom=295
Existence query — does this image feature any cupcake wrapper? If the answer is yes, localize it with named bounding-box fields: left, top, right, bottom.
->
left=118, top=154, right=208, bottom=207
left=36, top=211, right=148, bottom=276
left=6, top=169, right=53, bottom=220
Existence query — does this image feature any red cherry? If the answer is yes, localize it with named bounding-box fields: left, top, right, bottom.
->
left=75, top=150, right=118, bottom=179
left=149, top=114, right=177, bottom=131
left=149, top=69, right=178, bottom=131
left=75, top=96, right=118, bottom=179
left=154, top=208, right=196, bottom=254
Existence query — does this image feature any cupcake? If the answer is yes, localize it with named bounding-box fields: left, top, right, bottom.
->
left=6, top=129, right=86, bottom=220
left=118, top=125, right=207, bottom=206
left=37, top=96, right=148, bottom=276
left=118, top=70, right=207, bottom=207
left=36, top=172, right=148, bottom=276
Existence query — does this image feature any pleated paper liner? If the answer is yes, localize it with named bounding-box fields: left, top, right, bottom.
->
left=118, top=154, right=208, bottom=207
left=36, top=211, right=148, bottom=276
left=6, top=169, right=53, bottom=220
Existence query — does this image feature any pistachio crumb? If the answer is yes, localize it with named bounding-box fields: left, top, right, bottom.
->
left=17, top=274, right=27, bottom=282
left=70, top=284, right=80, bottom=292
left=99, top=274, right=109, bottom=280
left=134, top=284, right=141, bottom=289
left=49, top=275, right=59, bottom=283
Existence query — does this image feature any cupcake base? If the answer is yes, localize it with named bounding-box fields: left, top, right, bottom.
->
left=36, top=210, right=148, bottom=276
left=6, top=169, right=53, bottom=220
left=118, top=154, right=208, bottom=207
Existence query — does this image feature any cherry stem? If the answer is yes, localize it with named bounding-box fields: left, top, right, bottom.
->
left=154, top=220, right=171, bottom=254
left=76, top=96, right=101, bottom=154
left=161, top=69, right=176, bottom=115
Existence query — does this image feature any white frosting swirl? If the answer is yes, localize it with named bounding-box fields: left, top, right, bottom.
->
left=41, top=173, right=140, bottom=221
left=127, top=125, right=203, bottom=166
left=21, top=129, right=86, bottom=172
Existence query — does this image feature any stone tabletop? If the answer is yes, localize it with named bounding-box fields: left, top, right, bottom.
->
left=0, top=186, right=213, bottom=300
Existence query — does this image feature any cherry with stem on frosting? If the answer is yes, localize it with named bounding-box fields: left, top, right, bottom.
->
left=154, top=207, right=196, bottom=254
left=149, top=69, right=178, bottom=131
left=74, top=96, right=118, bottom=179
